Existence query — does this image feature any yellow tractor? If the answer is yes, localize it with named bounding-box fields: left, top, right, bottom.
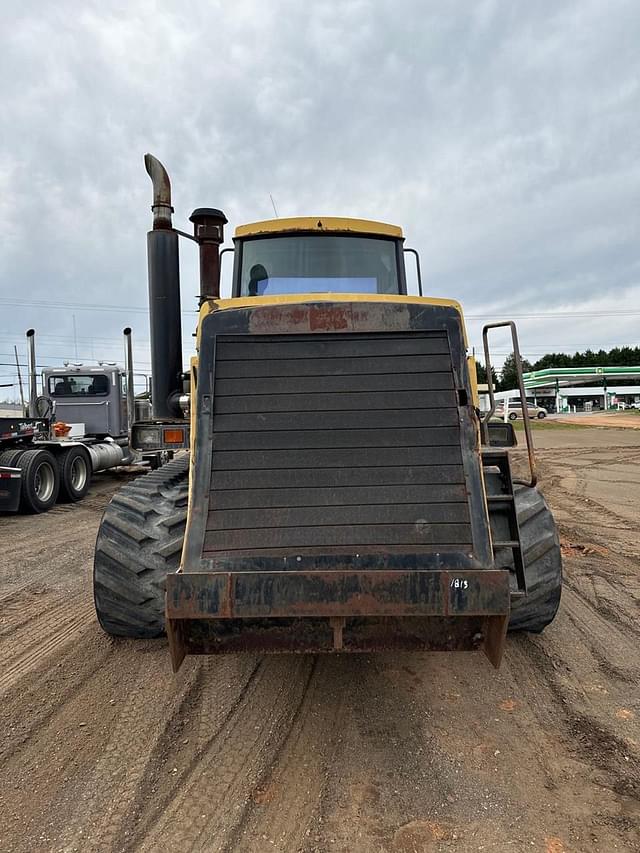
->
left=93, top=155, right=562, bottom=671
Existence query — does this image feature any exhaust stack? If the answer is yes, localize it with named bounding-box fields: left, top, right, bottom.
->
left=123, top=327, right=136, bottom=433
left=190, top=208, right=228, bottom=304
left=144, top=154, right=183, bottom=420
left=26, top=329, right=38, bottom=418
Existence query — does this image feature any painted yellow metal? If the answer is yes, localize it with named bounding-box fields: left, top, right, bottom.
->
left=180, top=354, right=199, bottom=570
left=199, top=293, right=468, bottom=346
left=234, top=217, right=403, bottom=239
left=467, top=356, right=479, bottom=407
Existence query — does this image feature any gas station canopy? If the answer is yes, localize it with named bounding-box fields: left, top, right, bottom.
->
left=523, top=366, right=640, bottom=389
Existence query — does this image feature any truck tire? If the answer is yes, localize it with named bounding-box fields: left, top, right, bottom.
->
left=17, top=448, right=60, bottom=513
left=93, top=455, right=189, bottom=638
left=0, top=449, right=28, bottom=468
left=57, top=446, right=92, bottom=502
left=487, top=479, right=562, bottom=633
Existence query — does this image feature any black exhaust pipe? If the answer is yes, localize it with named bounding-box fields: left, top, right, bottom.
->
left=144, top=154, right=183, bottom=420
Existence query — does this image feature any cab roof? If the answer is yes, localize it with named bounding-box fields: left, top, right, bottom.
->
left=234, top=216, right=403, bottom=240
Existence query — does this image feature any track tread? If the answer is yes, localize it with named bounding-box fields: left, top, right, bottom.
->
left=93, top=456, right=189, bottom=638
left=508, top=484, right=563, bottom=632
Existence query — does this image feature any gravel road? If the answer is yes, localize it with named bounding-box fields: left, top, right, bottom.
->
left=0, top=429, right=638, bottom=853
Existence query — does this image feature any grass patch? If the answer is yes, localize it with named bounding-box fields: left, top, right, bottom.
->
left=510, top=419, right=589, bottom=431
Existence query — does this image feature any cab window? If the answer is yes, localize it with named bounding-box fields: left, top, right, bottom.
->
left=48, top=374, right=110, bottom=396
left=238, top=235, right=401, bottom=297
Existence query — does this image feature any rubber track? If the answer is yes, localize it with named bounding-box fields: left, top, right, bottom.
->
left=93, top=456, right=189, bottom=638
left=507, top=485, right=563, bottom=632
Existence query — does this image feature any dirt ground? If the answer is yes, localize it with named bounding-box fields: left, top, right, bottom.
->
left=556, top=413, right=640, bottom=430
left=0, top=428, right=638, bottom=853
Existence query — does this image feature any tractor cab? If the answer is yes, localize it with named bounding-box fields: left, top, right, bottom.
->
left=44, top=365, right=127, bottom=438
left=232, top=218, right=407, bottom=297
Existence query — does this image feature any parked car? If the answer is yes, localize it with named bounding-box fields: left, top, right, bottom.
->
left=495, top=402, right=548, bottom=420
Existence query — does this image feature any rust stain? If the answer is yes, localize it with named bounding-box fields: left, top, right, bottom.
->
left=249, top=304, right=309, bottom=333
left=309, top=304, right=351, bottom=331
left=221, top=572, right=234, bottom=618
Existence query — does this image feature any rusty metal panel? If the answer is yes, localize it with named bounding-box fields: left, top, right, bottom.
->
left=166, top=569, right=510, bottom=620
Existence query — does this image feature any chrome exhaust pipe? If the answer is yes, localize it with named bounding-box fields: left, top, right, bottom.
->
left=26, top=329, right=38, bottom=418
left=144, top=153, right=173, bottom=231
left=123, top=327, right=136, bottom=433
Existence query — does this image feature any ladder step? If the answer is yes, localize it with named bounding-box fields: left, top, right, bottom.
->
left=487, top=495, right=514, bottom=502
left=493, top=540, right=520, bottom=549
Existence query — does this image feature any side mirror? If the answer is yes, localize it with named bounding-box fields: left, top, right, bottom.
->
left=486, top=420, right=517, bottom=448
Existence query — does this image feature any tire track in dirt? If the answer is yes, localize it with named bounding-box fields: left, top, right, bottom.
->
left=58, top=654, right=263, bottom=853
left=132, top=656, right=317, bottom=853
left=222, top=655, right=349, bottom=852
left=0, top=599, right=94, bottom=696
left=507, top=636, right=640, bottom=813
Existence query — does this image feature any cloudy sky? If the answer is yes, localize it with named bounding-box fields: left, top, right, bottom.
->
left=1, top=0, right=639, bottom=398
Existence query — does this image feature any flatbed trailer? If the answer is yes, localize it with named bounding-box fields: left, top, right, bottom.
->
left=0, top=416, right=50, bottom=512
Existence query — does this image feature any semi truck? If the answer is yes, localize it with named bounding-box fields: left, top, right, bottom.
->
left=0, top=329, right=175, bottom=513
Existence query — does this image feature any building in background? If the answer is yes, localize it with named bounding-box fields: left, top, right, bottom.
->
left=494, top=366, right=640, bottom=413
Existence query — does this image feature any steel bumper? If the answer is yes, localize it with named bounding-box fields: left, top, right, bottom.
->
left=166, top=569, right=510, bottom=672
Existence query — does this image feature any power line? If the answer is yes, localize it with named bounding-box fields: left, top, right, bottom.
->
left=0, top=298, right=198, bottom=315
left=2, top=296, right=640, bottom=321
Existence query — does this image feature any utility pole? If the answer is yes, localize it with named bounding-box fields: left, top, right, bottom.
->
left=73, top=313, right=78, bottom=360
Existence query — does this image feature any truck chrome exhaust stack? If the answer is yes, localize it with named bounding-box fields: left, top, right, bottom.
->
left=26, top=329, right=38, bottom=418
left=144, top=153, right=173, bottom=231
left=123, top=327, right=136, bottom=433
left=144, top=154, right=183, bottom=420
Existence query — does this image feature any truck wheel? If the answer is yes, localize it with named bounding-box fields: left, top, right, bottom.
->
left=0, top=449, right=28, bottom=468
left=93, top=455, right=189, bottom=638
left=17, top=448, right=60, bottom=513
left=57, top=446, right=92, bottom=502
left=487, top=479, right=562, bottom=632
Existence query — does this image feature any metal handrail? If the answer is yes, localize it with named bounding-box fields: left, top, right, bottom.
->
left=481, top=321, right=537, bottom=488
left=403, top=248, right=423, bottom=297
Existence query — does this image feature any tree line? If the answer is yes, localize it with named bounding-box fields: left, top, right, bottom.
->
left=477, top=346, right=640, bottom=392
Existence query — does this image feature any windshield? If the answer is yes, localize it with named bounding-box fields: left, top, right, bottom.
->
left=48, top=374, right=110, bottom=397
left=238, top=234, right=401, bottom=296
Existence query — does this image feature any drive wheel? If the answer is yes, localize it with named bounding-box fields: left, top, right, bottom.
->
left=93, top=455, right=189, bottom=638
left=508, top=412, right=518, bottom=421
left=17, top=448, right=60, bottom=513
left=57, top=446, right=92, bottom=502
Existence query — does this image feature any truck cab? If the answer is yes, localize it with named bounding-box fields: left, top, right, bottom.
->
left=44, top=364, right=127, bottom=438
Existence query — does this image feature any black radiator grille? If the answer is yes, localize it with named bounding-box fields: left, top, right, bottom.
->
left=205, top=332, right=472, bottom=558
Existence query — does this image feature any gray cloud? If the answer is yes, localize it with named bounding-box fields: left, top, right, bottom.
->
left=1, top=0, right=639, bottom=394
